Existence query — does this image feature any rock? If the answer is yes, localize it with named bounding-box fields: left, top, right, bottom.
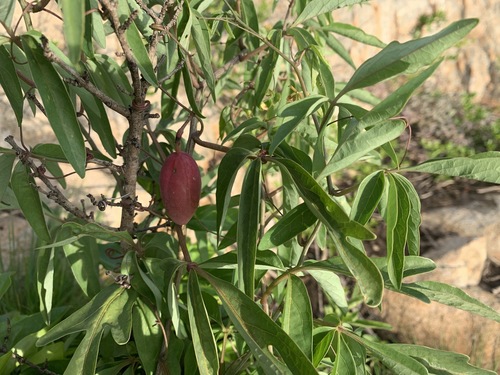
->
left=485, top=222, right=500, bottom=266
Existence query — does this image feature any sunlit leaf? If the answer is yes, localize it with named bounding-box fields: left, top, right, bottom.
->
left=293, top=0, right=368, bottom=26
left=350, top=170, right=385, bottom=225
left=62, top=0, right=85, bottom=64
left=404, top=152, right=500, bottom=184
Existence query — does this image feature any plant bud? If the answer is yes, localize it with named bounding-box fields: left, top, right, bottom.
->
left=160, top=151, right=201, bottom=225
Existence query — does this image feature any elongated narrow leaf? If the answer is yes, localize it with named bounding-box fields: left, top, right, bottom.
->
left=293, top=0, right=368, bottom=26
left=62, top=0, right=85, bottom=64
left=319, top=119, right=406, bottom=178
left=116, top=0, right=156, bottom=85
left=354, top=334, right=428, bottom=375
left=87, top=56, right=132, bottom=107
left=11, top=162, right=51, bottom=243
left=273, top=157, right=375, bottom=240
left=37, top=247, right=54, bottom=324
left=71, top=86, right=116, bottom=158
left=0, top=0, right=15, bottom=25
left=198, top=270, right=317, bottom=375
left=237, top=159, right=262, bottom=296
left=282, top=274, right=313, bottom=360
left=312, top=330, right=334, bottom=367
left=339, top=19, right=478, bottom=96
left=392, top=174, right=421, bottom=255
left=404, top=152, right=500, bottom=184
left=21, top=35, right=86, bottom=177
left=253, top=33, right=280, bottom=107
left=334, top=236, right=384, bottom=307
left=385, top=174, right=406, bottom=290
left=0, top=153, right=15, bottom=202
left=192, top=10, right=216, bottom=100
left=259, top=203, right=317, bottom=250
left=133, top=299, right=163, bottom=375
left=350, top=170, right=385, bottom=225
left=0, top=46, right=23, bottom=125
left=358, top=61, right=441, bottom=128
left=332, top=333, right=356, bottom=375
left=269, top=95, right=329, bottom=154
left=310, top=45, right=336, bottom=99
left=324, top=22, right=386, bottom=48
left=187, top=272, right=219, bottom=375
left=37, top=286, right=136, bottom=375
left=216, top=147, right=253, bottom=236
left=391, top=344, right=496, bottom=375
left=401, top=281, right=500, bottom=323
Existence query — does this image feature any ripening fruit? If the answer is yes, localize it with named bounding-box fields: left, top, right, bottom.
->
left=160, top=151, right=201, bottom=225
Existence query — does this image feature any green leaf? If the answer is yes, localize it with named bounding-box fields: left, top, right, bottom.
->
left=350, top=170, right=385, bottom=225
left=116, top=0, right=157, bottom=85
left=312, top=330, right=334, bottom=367
left=308, top=269, right=348, bottom=310
left=192, top=9, right=216, bottom=100
left=339, top=19, right=478, bottom=96
left=404, top=152, right=500, bottom=184
left=334, top=237, right=384, bottom=307
left=354, top=334, right=428, bottom=375
left=187, top=272, right=219, bottom=375
left=198, top=270, right=317, bottom=375
left=401, top=281, right=500, bottom=323
left=385, top=174, right=407, bottom=290
left=259, top=203, right=317, bottom=250
left=0, top=153, right=15, bottom=203
left=358, top=61, right=441, bottom=128
left=332, top=333, right=356, bottom=374
left=0, top=272, right=13, bottom=300
left=222, top=118, right=266, bottom=145
left=392, top=174, right=421, bottom=256
left=292, top=0, right=368, bottom=27
left=282, top=274, right=313, bottom=360
left=240, top=0, right=260, bottom=50
left=310, top=45, right=336, bottom=99
left=11, top=162, right=51, bottom=243
left=71, top=86, right=117, bottom=158
left=21, top=35, right=87, bottom=177
left=133, top=299, right=163, bottom=375
left=37, top=286, right=136, bottom=375
left=216, top=147, right=253, bottom=236
left=323, top=22, right=386, bottom=48
left=0, top=0, right=15, bottom=25
left=237, top=158, right=262, bottom=296
left=61, top=0, right=85, bottom=64
left=274, top=157, right=375, bottom=240
left=253, top=32, right=280, bottom=107
left=391, top=344, right=497, bottom=375
left=0, top=46, right=23, bottom=125
left=269, top=95, right=329, bottom=154
left=319, top=119, right=407, bottom=178
left=36, top=247, right=54, bottom=324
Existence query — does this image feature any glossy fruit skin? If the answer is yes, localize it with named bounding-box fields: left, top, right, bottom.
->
left=160, top=151, right=201, bottom=225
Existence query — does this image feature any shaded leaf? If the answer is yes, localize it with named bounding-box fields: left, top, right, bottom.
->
left=21, top=35, right=86, bottom=177
left=282, top=274, right=313, bottom=359
left=11, top=162, right=51, bottom=243
left=187, top=272, right=219, bottom=375
left=237, top=158, right=262, bottom=295
left=133, top=299, right=163, bottom=375
left=0, top=46, right=23, bottom=125
left=61, top=0, right=85, bottom=64
left=198, top=269, right=317, bottom=374
left=0, top=153, right=15, bottom=203
left=332, top=333, right=356, bottom=374
left=192, top=9, right=216, bottom=100
left=37, top=286, right=136, bottom=375
left=308, top=269, right=348, bottom=310
left=259, top=203, right=317, bottom=250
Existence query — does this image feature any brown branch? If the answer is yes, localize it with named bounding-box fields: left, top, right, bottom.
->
left=5, top=135, right=93, bottom=222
